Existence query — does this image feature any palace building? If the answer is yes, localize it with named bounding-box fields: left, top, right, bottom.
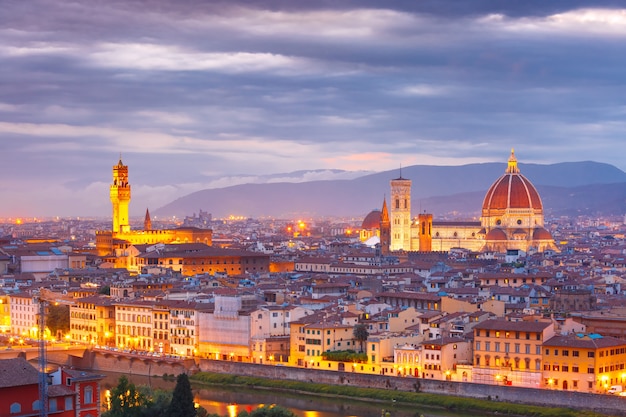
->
left=378, top=150, right=557, bottom=254
left=95, top=158, right=212, bottom=257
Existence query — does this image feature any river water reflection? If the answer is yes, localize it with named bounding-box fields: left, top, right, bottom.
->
left=99, top=372, right=477, bottom=417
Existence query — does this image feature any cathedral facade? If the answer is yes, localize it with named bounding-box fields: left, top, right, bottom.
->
left=381, top=150, right=557, bottom=254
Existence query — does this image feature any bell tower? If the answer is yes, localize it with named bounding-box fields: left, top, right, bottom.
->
left=390, top=173, right=412, bottom=251
left=110, top=157, right=131, bottom=233
left=418, top=212, right=433, bottom=252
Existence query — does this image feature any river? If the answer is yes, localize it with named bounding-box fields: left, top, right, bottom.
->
left=99, top=371, right=477, bottom=417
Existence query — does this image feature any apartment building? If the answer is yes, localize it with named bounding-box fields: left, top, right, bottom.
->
left=69, top=296, right=115, bottom=346
left=542, top=333, right=626, bottom=393
left=472, top=318, right=555, bottom=387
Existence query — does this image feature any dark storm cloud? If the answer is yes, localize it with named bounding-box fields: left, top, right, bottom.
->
left=1, top=0, right=626, bottom=216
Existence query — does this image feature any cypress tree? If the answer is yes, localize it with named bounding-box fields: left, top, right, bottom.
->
left=167, top=373, right=196, bottom=417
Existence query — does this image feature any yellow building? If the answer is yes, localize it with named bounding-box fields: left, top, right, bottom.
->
left=0, top=294, right=10, bottom=333
left=289, top=313, right=358, bottom=369
left=69, top=296, right=115, bottom=346
left=542, top=333, right=626, bottom=393
left=96, top=158, right=212, bottom=258
left=472, top=318, right=555, bottom=388
left=115, top=301, right=154, bottom=351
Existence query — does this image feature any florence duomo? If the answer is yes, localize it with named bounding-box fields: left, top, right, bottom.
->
left=375, top=149, right=558, bottom=255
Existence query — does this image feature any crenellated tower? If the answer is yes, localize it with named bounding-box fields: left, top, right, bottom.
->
left=110, top=157, right=131, bottom=233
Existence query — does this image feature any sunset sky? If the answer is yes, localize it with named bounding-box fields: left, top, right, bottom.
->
left=1, top=1, right=626, bottom=217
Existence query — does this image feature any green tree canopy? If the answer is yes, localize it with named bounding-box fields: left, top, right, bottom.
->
left=103, top=375, right=148, bottom=417
left=46, top=304, right=69, bottom=336
left=167, top=373, right=196, bottom=417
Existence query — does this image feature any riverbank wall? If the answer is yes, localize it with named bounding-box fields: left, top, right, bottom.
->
left=49, top=350, right=626, bottom=416
left=197, top=358, right=626, bottom=417
left=49, top=349, right=196, bottom=377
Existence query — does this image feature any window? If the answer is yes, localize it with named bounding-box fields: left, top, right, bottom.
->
left=588, top=352, right=595, bottom=358
left=65, top=396, right=73, bottom=410
left=572, top=366, right=579, bottom=373
left=573, top=350, right=579, bottom=357
left=49, top=398, right=58, bottom=412
left=10, top=403, right=21, bottom=414
left=33, top=400, right=42, bottom=411
left=84, top=386, right=93, bottom=404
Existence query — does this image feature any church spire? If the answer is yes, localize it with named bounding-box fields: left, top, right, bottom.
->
left=144, top=208, right=152, bottom=231
left=381, top=197, right=389, bottom=223
left=506, top=148, right=520, bottom=174
left=379, top=197, right=391, bottom=256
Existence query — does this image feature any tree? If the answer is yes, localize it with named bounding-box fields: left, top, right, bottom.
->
left=99, top=285, right=111, bottom=295
left=46, top=304, right=69, bottom=338
left=167, top=373, right=196, bottom=417
left=138, top=386, right=171, bottom=417
left=353, top=323, right=369, bottom=353
left=103, top=375, right=148, bottom=417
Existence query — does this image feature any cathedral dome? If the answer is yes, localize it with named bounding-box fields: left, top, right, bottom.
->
left=532, top=227, right=553, bottom=240
left=361, top=210, right=382, bottom=230
left=485, top=228, right=507, bottom=241
left=482, top=150, right=542, bottom=213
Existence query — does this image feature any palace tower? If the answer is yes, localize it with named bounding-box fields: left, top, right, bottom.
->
left=110, top=158, right=131, bottom=233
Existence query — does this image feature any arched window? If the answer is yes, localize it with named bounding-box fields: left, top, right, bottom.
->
left=10, top=403, right=21, bottom=414
left=33, top=400, right=42, bottom=411
left=84, top=386, right=93, bottom=404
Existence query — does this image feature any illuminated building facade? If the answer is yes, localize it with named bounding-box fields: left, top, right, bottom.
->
left=390, top=175, right=412, bottom=251
left=383, top=150, right=557, bottom=254
left=110, top=158, right=131, bottom=233
left=472, top=319, right=554, bottom=387
left=542, top=333, right=626, bottom=393
left=69, top=296, right=115, bottom=346
left=96, top=158, right=212, bottom=258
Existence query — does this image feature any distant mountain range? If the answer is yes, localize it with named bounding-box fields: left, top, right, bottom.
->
left=154, top=161, right=626, bottom=219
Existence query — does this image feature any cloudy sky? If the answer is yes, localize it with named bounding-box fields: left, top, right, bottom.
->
left=2, top=0, right=626, bottom=218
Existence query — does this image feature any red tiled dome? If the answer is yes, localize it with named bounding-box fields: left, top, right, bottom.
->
left=361, top=210, right=381, bottom=229
left=482, top=150, right=542, bottom=212
left=532, top=227, right=553, bottom=240
left=485, top=228, right=507, bottom=240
